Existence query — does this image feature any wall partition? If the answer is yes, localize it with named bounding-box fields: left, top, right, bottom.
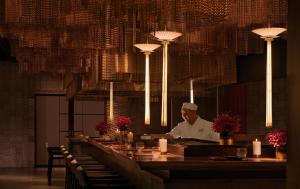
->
left=35, top=95, right=105, bottom=166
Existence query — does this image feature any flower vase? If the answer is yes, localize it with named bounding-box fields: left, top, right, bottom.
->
left=275, top=147, right=287, bottom=160
left=219, top=132, right=233, bottom=145
left=219, top=137, right=234, bottom=145
left=120, top=130, right=128, bottom=145
left=219, top=138, right=225, bottom=145
left=99, top=131, right=107, bottom=137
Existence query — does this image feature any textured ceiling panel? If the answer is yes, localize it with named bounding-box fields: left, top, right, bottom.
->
left=0, top=0, right=287, bottom=96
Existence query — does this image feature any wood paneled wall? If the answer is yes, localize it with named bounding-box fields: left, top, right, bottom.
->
left=287, top=0, right=300, bottom=188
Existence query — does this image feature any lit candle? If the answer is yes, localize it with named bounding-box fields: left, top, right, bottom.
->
left=159, top=138, right=167, bottom=154
left=115, top=129, right=120, bottom=141
left=127, top=132, right=133, bottom=143
left=252, top=138, right=261, bottom=157
left=115, top=129, right=120, bottom=136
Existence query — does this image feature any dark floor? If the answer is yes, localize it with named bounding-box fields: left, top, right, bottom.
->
left=0, top=168, right=65, bottom=189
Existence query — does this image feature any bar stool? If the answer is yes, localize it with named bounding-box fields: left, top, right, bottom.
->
left=61, top=147, right=96, bottom=188
left=46, top=143, right=64, bottom=186
left=83, top=170, right=135, bottom=189
left=72, top=162, right=135, bottom=189
left=64, top=152, right=135, bottom=189
left=62, top=151, right=108, bottom=189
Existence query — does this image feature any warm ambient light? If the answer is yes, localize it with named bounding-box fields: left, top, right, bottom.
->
left=152, top=29, right=182, bottom=127
left=115, top=53, right=119, bottom=72
left=124, top=52, right=129, bottom=73
left=252, top=27, right=286, bottom=128
left=109, top=82, right=114, bottom=122
left=190, top=79, right=194, bottom=103
left=134, top=43, right=161, bottom=125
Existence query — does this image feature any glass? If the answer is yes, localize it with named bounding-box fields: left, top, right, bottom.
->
left=135, top=142, right=145, bottom=154
left=152, top=147, right=160, bottom=159
left=236, top=147, right=247, bottom=158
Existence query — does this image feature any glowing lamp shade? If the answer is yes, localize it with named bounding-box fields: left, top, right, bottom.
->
left=134, top=43, right=161, bottom=125
left=151, top=31, right=182, bottom=42
left=151, top=30, right=182, bottom=127
left=134, top=44, right=161, bottom=52
left=252, top=27, right=286, bottom=128
left=252, top=28, right=287, bottom=39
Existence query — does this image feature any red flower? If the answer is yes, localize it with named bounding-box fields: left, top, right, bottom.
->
left=212, top=113, right=240, bottom=133
left=95, top=121, right=110, bottom=132
left=266, top=129, right=287, bottom=147
left=116, top=115, right=132, bottom=131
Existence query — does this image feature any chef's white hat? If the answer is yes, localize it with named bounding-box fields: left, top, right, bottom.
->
left=181, top=102, right=198, bottom=111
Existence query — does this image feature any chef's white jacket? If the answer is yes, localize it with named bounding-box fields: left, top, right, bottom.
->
left=169, top=116, right=220, bottom=142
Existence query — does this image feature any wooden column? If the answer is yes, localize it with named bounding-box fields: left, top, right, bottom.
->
left=68, top=97, right=74, bottom=151
left=287, top=0, right=300, bottom=188
left=68, top=97, right=74, bottom=137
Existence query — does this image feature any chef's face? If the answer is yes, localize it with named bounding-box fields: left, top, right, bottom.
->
left=181, top=108, right=197, bottom=124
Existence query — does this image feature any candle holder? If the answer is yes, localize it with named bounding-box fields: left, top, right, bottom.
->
left=236, top=147, right=247, bottom=158
left=275, top=147, right=287, bottom=160
left=120, top=130, right=128, bottom=145
left=127, top=132, right=134, bottom=145
left=152, top=147, right=161, bottom=159
left=219, top=137, right=234, bottom=145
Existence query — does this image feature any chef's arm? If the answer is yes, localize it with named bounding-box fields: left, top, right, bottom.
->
left=167, top=125, right=182, bottom=139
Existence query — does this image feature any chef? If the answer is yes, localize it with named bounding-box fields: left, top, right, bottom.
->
left=168, top=102, right=219, bottom=142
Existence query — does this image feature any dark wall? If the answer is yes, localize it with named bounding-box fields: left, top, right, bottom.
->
left=237, top=38, right=287, bottom=82
left=232, top=36, right=288, bottom=134
left=0, top=60, right=64, bottom=167
left=246, top=78, right=287, bottom=133
left=0, top=37, right=16, bottom=62
left=287, top=0, right=300, bottom=188
left=0, top=61, right=35, bottom=167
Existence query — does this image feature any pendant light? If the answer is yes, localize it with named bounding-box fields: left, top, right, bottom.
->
left=109, top=82, right=114, bottom=122
left=151, top=27, right=182, bottom=127
left=134, top=43, right=161, bottom=125
left=252, top=27, right=286, bottom=128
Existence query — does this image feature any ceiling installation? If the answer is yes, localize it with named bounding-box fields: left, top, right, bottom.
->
left=0, top=0, right=287, bottom=97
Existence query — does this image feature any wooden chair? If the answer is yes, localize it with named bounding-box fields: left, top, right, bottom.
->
left=46, top=142, right=64, bottom=186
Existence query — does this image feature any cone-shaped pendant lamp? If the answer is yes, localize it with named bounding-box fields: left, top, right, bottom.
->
left=252, top=27, right=286, bottom=128
left=151, top=28, right=182, bottom=127
left=134, top=43, right=161, bottom=125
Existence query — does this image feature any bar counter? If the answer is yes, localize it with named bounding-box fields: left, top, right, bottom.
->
left=69, top=137, right=286, bottom=189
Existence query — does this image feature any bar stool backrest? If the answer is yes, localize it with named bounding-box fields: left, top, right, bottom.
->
left=71, top=163, right=88, bottom=189
left=65, top=155, right=74, bottom=168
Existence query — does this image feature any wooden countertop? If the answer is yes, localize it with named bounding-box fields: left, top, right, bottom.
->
left=70, top=137, right=286, bottom=188
left=87, top=138, right=286, bottom=172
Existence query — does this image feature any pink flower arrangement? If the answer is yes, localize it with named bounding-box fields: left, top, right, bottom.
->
left=116, top=115, right=132, bottom=131
left=266, top=129, right=287, bottom=147
left=95, top=121, right=110, bottom=133
left=212, top=113, right=240, bottom=134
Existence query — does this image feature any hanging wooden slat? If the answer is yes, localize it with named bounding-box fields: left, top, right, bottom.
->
left=0, top=0, right=287, bottom=96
